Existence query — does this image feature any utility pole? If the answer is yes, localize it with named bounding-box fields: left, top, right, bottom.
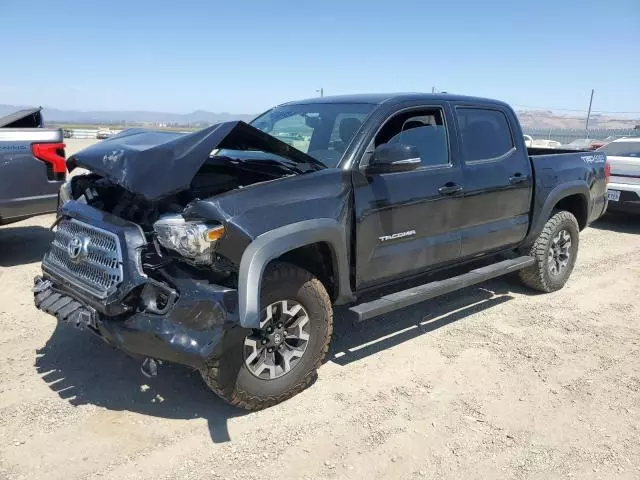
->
left=316, top=88, right=324, bottom=97
left=585, top=89, right=594, bottom=133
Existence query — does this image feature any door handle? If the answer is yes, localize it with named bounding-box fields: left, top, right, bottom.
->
left=509, top=173, right=527, bottom=184
left=438, top=183, right=463, bottom=196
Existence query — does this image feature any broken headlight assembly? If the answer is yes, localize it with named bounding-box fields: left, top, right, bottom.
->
left=58, top=180, right=73, bottom=206
left=152, top=214, right=225, bottom=264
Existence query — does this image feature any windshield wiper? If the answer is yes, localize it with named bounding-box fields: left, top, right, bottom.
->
left=245, top=158, right=306, bottom=174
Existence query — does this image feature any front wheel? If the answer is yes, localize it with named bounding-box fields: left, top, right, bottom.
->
left=519, top=210, right=580, bottom=292
left=200, top=262, right=333, bottom=410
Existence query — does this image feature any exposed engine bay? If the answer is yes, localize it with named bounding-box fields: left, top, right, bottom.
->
left=66, top=154, right=296, bottom=229
left=61, top=153, right=300, bottom=293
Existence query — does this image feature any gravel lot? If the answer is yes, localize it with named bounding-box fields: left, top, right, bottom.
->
left=63, top=138, right=101, bottom=155
left=0, top=188, right=639, bottom=478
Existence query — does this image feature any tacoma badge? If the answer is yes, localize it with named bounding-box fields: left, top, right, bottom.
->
left=379, top=230, right=416, bottom=242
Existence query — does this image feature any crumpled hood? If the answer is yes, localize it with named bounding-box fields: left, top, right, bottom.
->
left=67, top=121, right=324, bottom=200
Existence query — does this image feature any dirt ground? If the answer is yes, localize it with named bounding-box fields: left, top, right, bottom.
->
left=1, top=208, right=639, bottom=479
left=64, top=138, right=102, bottom=161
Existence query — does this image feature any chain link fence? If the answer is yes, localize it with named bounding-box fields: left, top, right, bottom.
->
left=522, top=127, right=639, bottom=145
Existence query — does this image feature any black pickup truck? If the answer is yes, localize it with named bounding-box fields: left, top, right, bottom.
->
left=33, top=94, right=609, bottom=410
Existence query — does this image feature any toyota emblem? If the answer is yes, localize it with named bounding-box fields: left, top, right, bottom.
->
left=67, top=235, right=89, bottom=262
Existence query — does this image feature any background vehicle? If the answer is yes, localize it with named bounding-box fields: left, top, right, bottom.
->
left=96, top=128, right=112, bottom=139
left=561, top=138, right=602, bottom=151
left=598, top=137, right=640, bottom=213
left=34, top=93, right=609, bottom=410
left=0, top=107, right=66, bottom=225
left=531, top=139, right=561, bottom=149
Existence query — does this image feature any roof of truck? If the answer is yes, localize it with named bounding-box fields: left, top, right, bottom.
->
left=279, top=93, right=510, bottom=108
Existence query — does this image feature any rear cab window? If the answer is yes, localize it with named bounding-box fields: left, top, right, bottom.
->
left=456, top=107, right=515, bottom=162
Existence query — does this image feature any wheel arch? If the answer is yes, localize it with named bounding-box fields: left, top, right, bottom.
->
left=553, top=193, right=589, bottom=230
left=525, top=182, right=590, bottom=246
left=237, top=219, right=352, bottom=328
left=274, top=242, right=338, bottom=301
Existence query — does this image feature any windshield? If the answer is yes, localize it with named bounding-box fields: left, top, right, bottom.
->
left=250, top=103, right=376, bottom=168
left=598, top=141, right=640, bottom=157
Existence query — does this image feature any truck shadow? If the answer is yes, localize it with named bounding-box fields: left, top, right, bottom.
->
left=35, top=274, right=526, bottom=443
left=590, top=212, right=640, bottom=234
left=35, top=325, right=246, bottom=444
left=0, top=225, right=53, bottom=267
left=328, top=276, right=522, bottom=366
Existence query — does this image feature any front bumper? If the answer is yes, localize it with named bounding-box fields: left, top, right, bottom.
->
left=34, top=274, right=248, bottom=369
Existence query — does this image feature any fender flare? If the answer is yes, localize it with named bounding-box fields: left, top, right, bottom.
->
left=526, top=181, right=589, bottom=245
left=237, top=219, right=352, bottom=328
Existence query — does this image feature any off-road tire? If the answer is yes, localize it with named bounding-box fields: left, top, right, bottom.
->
left=519, top=210, right=580, bottom=292
left=200, top=262, right=333, bottom=410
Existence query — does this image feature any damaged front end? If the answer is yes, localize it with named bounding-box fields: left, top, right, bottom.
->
left=35, top=121, right=321, bottom=369
left=35, top=200, right=247, bottom=369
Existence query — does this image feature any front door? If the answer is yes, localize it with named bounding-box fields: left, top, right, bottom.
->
left=353, top=104, right=465, bottom=289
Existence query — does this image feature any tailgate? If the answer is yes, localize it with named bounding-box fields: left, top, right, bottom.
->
left=608, top=155, right=640, bottom=186
left=0, top=129, right=65, bottom=222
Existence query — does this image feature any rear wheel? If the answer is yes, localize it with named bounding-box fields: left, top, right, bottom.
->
left=200, top=262, right=333, bottom=410
left=519, top=210, right=580, bottom=292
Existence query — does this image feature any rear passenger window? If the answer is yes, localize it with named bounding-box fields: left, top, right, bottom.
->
left=456, top=108, right=514, bottom=162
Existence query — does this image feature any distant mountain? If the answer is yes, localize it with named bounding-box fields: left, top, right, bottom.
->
left=0, top=104, right=637, bottom=130
left=516, top=110, right=638, bottom=130
left=0, top=104, right=255, bottom=125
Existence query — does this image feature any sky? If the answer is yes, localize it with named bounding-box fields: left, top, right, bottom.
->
left=1, top=0, right=639, bottom=116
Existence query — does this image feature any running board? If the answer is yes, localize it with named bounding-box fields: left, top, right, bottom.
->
left=349, top=256, right=535, bottom=322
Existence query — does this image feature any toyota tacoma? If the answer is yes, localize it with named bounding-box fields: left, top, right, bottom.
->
left=33, top=94, right=609, bottom=410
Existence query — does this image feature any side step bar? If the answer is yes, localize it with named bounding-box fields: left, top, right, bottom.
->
left=349, top=256, right=535, bottom=322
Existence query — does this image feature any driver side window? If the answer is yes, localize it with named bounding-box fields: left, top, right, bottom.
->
left=374, top=108, right=450, bottom=167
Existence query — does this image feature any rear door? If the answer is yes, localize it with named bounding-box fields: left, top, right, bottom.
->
left=452, top=104, right=532, bottom=257
left=352, top=103, right=465, bottom=289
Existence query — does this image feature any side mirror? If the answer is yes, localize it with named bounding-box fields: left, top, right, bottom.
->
left=367, top=143, right=421, bottom=174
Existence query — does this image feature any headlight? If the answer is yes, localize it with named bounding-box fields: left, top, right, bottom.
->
left=59, top=181, right=72, bottom=206
left=153, top=214, right=225, bottom=263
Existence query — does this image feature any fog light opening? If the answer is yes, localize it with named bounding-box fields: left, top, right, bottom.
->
left=140, top=284, right=176, bottom=315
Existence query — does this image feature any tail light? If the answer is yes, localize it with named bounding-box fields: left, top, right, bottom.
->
left=32, top=142, right=66, bottom=181
left=604, top=159, right=611, bottom=185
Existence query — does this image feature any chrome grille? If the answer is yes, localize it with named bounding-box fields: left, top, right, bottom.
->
left=43, top=219, right=123, bottom=298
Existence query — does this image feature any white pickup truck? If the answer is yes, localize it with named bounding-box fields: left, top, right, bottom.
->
left=598, top=137, right=640, bottom=213
left=523, top=135, right=561, bottom=149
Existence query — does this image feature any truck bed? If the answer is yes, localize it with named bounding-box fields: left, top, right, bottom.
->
left=527, top=147, right=589, bottom=156
left=526, top=147, right=608, bottom=235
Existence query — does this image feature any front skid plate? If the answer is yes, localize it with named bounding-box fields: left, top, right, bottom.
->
left=33, top=276, right=98, bottom=330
